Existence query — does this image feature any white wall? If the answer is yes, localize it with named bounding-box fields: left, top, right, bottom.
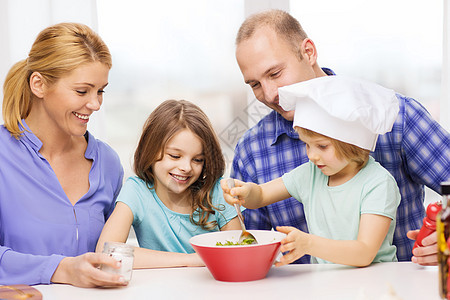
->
left=443, top=0, right=450, bottom=131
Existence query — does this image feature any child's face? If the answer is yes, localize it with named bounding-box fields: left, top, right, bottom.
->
left=298, top=132, right=357, bottom=181
left=153, top=128, right=205, bottom=199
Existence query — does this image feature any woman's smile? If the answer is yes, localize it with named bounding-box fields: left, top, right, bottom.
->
left=72, top=111, right=90, bottom=121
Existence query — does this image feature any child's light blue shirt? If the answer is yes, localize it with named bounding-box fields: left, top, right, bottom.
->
left=282, top=157, right=400, bottom=264
left=117, top=176, right=238, bottom=253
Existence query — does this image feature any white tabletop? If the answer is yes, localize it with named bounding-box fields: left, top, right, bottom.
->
left=35, top=262, right=440, bottom=300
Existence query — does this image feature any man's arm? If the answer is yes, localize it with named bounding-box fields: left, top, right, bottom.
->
left=401, top=97, right=450, bottom=192
left=402, top=96, right=449, bottom=265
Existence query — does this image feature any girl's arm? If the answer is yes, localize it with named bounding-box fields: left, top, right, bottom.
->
left=276, top=214, right=392, bottom=267
left=132, top=248, right=203, bottom=269
left=96, top=202, right=204, bottom=268
left=221, top=177, right=291, bottom=209
left=220, top=217, right=241, bottom=231
left=96, top=202, right=134, bottom=253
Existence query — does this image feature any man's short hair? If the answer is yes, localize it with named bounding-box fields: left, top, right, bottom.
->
left=236, top=9, right=308, bottom=60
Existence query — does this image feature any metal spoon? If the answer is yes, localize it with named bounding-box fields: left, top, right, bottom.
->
left=226, top=178, right=258, bottom=245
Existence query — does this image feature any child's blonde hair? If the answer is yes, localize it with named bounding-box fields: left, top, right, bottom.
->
left=134, top=100, right=225, bottom=230
left=296, top=127, right=370, bottom=168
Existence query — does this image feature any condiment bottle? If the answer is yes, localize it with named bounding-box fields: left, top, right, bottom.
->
left=437, top=182, right=450, bottom=299
left=413, top=202, right=442, bottom=250
left=101, top=241, right=134, bottom=283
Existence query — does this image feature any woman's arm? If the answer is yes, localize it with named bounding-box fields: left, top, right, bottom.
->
left=51, top=253, right=127, bottom=287
left=0, top=246, right=126, bottom=287
left=0, top=246, right=65, bottom=285
left=276, top=214, right=392, bottom=267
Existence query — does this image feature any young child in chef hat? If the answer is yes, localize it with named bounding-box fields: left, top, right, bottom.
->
left=221, top=76, right=401, bottom=267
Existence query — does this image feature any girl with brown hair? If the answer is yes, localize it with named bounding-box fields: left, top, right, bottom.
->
left=97, top=100, right=240, bottom=268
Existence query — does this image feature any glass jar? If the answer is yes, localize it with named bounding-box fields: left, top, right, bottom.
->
left=437, top=182, right=450, bottom=299
left=101, top=241, right=134, bottom=283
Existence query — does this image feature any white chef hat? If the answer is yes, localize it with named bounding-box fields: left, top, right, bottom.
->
left=278, top=76, right=399, bottom=151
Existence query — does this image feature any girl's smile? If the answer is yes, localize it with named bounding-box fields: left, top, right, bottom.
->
left=170, top=173, right=190, bottom=182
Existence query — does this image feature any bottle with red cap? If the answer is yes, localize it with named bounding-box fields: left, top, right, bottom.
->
left=437, top=181, right=450, bottom=299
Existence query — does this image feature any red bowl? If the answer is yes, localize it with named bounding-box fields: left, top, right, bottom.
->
left=190, top=230, right=285, bottom=282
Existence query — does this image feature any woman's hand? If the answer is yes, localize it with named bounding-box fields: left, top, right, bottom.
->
left=407, top=229, right=438, bottom=266
left=51, top=252, right=128, bottom=288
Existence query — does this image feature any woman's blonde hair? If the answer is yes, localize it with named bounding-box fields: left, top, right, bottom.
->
left=134, top=100, right=226, bottom=230
left=2, top=22, right=112, bottom=138
left=297, top=127, right=370, bottom=168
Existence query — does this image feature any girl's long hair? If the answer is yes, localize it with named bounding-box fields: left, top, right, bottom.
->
left=134, top=100, right=225, bottom=230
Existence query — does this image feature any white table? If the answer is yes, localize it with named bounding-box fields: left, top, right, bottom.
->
left=35, top=262, right=440, bottom=300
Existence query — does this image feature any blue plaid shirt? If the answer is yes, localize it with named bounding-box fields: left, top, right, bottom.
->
left=231, top=77, right=450, bottom=263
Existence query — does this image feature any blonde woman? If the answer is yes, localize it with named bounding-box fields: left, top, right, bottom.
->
left=0, top=23, right=125, bottom=287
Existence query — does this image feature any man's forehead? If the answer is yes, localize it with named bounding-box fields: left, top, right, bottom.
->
left=237, top=26, right=278, bottom=50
